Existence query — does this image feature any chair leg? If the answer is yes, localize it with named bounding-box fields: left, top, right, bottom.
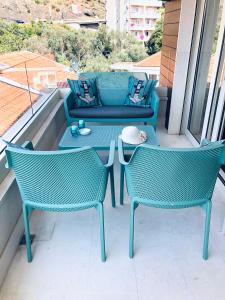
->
left=109, top=166, right=115, bottom=207
left=27, top=207, right=34, bottom=216
left=97, top=203, right=106, bottom=262
left=203, top=201, right=212, bottom=260
left=22, top=204, right=32, bottom=263
left=129, top=201, right=136, bottom=258
left=120, top=164, right=125, bottom=205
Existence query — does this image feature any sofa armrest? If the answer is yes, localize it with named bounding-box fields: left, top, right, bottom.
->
left=64, top=91, right=75, bottom=126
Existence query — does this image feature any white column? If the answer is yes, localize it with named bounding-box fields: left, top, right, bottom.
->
left=106, top=0, right=120, bottom=30
left=168, top=0, right=197, bottom=134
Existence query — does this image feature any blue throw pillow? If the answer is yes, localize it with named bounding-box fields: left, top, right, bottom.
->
left=124, top=76, right=157, bottom=107
left=67, top=79, right=101, bottom=107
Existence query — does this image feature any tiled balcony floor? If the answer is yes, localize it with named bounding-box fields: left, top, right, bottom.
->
left=1, top=122, right=225, bottom=300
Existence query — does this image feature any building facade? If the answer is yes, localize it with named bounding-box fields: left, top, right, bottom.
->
left=129, top=0, right=162, bottom=41
left=106, top=0, right=162, bottom=41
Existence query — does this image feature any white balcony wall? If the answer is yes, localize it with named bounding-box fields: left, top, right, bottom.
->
left=145, top=11, right=160, bottom=18
left=130, top=23, right=145, bottom=30
left=130, top=11, right=159, bottom=18
left=130, top=11, right=145, bottom=18
left=144, top=24, right=155, bottom=30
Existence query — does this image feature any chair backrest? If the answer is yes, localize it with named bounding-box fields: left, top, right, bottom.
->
left=79, top=72, right=148, bottom=106
left=125, top=143, right=225, bottom=206
left=5, top=146, right=107, bottom=210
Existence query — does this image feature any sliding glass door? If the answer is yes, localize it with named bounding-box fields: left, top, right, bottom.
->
left=205, top=30, right=225, bottom=141
left=182, top=0, right=224, bottom=144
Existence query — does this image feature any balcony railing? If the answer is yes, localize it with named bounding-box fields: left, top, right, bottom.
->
left=130, top=23, right=155, bottom=30
left=146, top=12, right=160, bottom=19
left=130, top=12, right=160, bottom=19
left=0, top=56, right=74, bottom=152
left=130, top=12, right=145, bottom=18
left=130, top=0, right=162, bottom=7
left=144, top=24, right=155, bottom=30
left=130, top=23, right=144, bottom=30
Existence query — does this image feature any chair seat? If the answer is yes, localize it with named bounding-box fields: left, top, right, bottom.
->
left=69, top=105, right=154, bottom=119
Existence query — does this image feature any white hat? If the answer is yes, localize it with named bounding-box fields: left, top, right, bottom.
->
left=119, top=126, right=147, bottom=145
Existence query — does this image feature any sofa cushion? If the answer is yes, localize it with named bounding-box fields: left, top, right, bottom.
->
left=124, top=76, right=151, bottom=107
left=124, top=77, right=157, bottom=107
left=69, top=105, right=154, bottom=119
left=67, top=79, right=101, bottom=107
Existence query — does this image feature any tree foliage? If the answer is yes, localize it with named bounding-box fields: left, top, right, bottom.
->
left=0, top=21, right=147, bottom=71
left=145, top=8, right=164, bottom=55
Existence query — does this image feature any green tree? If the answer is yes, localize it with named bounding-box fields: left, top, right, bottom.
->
left=0, top=20, right=47, bottom=53
left=145, top=8, right=164, bottom=55
left=81, top=55, right=111, bottom=72
left=0, top=20, right=147, bottom=71
left=24, top=35, right=50, bottom=54
left=91, top=25, right=113, bottom=57
left=0, top=33, right=24, bottom=53
left=127, top=43, right=147, bottom=62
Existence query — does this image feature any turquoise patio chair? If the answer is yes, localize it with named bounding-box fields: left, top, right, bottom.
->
left=5, top=140, right=115, bottom=262
left=118, top=138, right=225, bottom=260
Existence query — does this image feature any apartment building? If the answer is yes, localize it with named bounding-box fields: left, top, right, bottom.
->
left=106, top=0, right=162, bottom=41
left=129, top=0, right=162, bottom=41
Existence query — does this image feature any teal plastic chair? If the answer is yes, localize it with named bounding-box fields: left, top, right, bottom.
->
left=5, top=140, right=115, bottom=262
left=118, top=138, right=225, bottom=260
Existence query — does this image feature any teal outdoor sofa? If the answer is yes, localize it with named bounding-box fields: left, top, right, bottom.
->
left=64, top=72, right=159, bottom=129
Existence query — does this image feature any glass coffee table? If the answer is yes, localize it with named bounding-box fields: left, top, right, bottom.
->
left=58, top=125, right=159, bottom=150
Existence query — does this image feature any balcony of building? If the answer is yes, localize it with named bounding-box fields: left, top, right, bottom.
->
left=129, top=0, right=162, bottom=8
left=1, top=81, right=225, bottom=299
left=129, top=9, right=145, bottom=19
left=129, top=20, right=155, bottom=31
left=130, top=10, right=160, bottom=21
left=130, top=7, right=160, bottom=19
left=129, top=21, right=145, bottom=31
left=145, top=9, right=160, bottom=19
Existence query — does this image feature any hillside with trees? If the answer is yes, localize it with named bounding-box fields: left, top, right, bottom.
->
left=0, top=0, right=105, bottom=22
left=0, top=21, right=147, bottom=71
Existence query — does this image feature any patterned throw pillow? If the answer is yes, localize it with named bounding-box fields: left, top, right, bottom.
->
left=124, top=76, right=157, bottom=107
left=67, top=79, right=101, bottom=107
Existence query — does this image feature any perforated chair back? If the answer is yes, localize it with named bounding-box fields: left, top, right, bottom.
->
left=5, top=146, right=107, bottom=211
left=125, top=143, right=225, bottom=208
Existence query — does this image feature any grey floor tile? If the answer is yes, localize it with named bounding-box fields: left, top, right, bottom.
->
left=1, top=121, right=225, bottom=300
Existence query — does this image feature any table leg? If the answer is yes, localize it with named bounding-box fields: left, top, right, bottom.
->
left=120, top=164, right=125, bottom=205
left=109, top=166, right=115, bottom=207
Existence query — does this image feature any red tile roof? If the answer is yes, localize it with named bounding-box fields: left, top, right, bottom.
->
left=0, top=82, right=38, bottom=136
left=135, top=51, right=161, bottom=67
left=0, top=51, right=75, bottom=136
